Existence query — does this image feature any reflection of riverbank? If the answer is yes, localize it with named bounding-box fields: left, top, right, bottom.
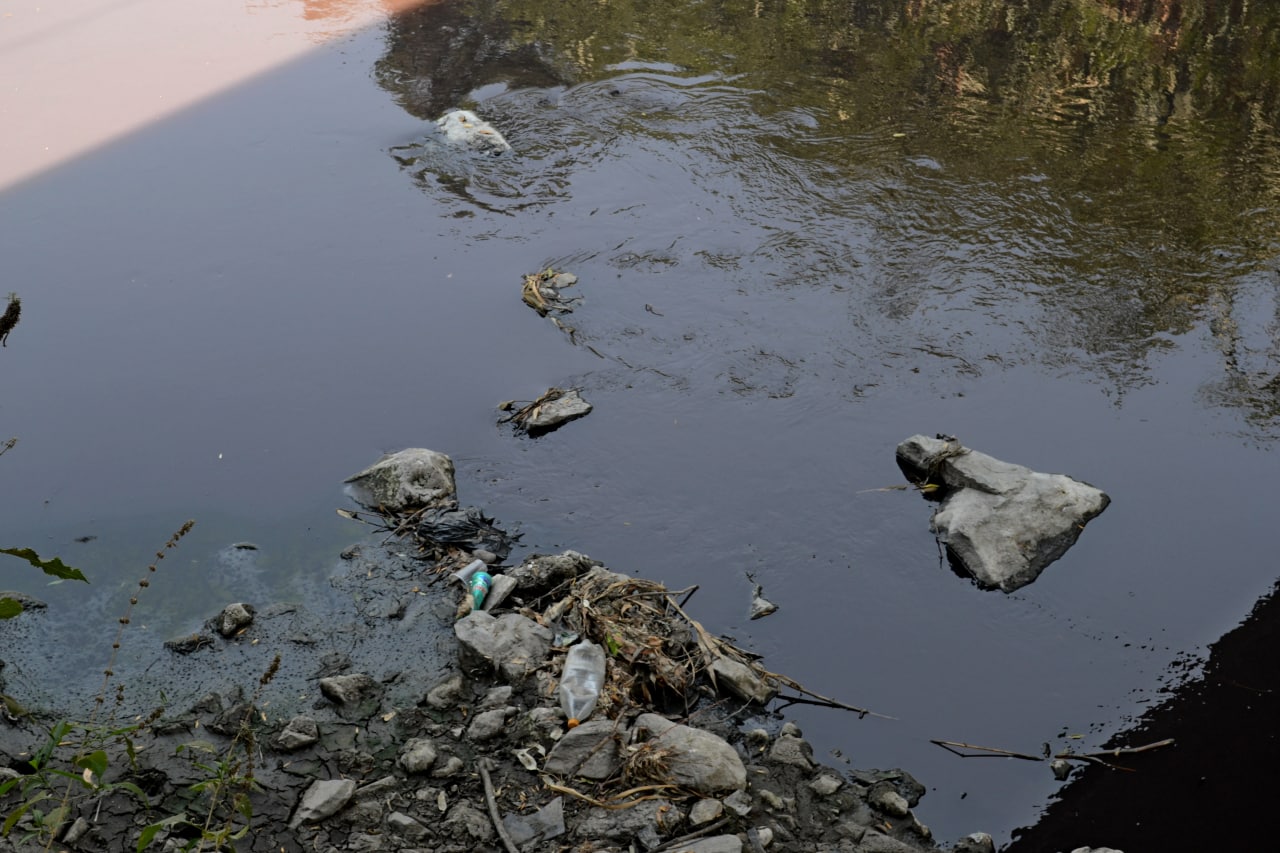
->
left=1007, top=578, right=1280, bottom=852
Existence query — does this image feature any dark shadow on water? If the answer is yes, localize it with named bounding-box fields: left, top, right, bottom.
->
left=1006, top=576, right=1280, bottom=852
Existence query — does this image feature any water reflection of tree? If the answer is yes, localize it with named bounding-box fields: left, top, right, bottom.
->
left=374, top=0, right=572, bottom=120
left=375, top=0, right=1280, bottom=427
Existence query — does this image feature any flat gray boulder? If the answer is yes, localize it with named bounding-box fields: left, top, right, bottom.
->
left=896, top=435, right=1110, bottom=592
left=633, top=713, right=747, bottom=795
left=344, top=448, right=457, bottom=513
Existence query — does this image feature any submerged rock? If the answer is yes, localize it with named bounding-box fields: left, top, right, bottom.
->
left=896, top=435, right=1110, bottom=592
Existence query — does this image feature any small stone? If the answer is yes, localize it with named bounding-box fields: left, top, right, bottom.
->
left=753, top=827, right=774, bottom=848
left=432, top=755, right=465, bottom=778
left=723, top=789, right=753, bottom=817
left=519, top=388, right=593, bottom=435
left=62, top=817, right=91, bottom=845
left=289, top=778, right=356, bottom=828
left=768, top=734, right=814, bottom=771
left=398, top=738, right=439, bottom=774
left=319, top=673, right=379, bottom=706
left=481, top=573, right=519, bottom=611
left=869, top=784, right=911, bottom=818
left=689, top=798, right=724, bottom=826
left=467, top=707, right=514, bottom=742
left=809, top=774, right=843, bottom=796
left=274, top=716, right=320, bottom=752
left=216, top=603, right=254, bottom=637
left=443, top=802, right=494, bottom=842
left=1051, top=758, right=1072, bottom=780
left=346, top=833, right=383, bottom=852
left=387, top=811, right=428, bottom=841
left=952, top=833, right=995, bottom=853
left=424, top=673, right=465, bottom=709
left=479, top=685, right=512, bottom=709
left=759, top=789, right=785, bottom=811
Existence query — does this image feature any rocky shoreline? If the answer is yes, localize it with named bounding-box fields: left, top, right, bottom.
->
left=0, top=449, right=1015, bottom=852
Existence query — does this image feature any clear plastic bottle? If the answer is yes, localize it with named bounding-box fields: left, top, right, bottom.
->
left=558, top=640, right=606, bottom=728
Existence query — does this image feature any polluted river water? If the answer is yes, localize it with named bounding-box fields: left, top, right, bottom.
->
left=2, top=0, right=1278, bottom=847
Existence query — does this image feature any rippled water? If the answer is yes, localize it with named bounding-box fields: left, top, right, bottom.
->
left=3, top=0, right=1279, bottom=844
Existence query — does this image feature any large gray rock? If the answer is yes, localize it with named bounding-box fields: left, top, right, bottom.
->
left=454, top=611, right=552, bottom=683
left=344, top=449, right=457, bottom=513
left=633, top=713, right=747, bottom=794
left=896, top=435, right=1110, bottom=592
left=289, top=778, right=356, bottom=828
left=544, top=719, right=626, bottom=779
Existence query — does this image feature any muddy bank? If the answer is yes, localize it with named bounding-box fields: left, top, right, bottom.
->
left=1, top=540, right=996, bottom=852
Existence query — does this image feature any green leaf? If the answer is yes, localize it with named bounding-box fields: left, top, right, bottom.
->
left=75, top=750, right=109, bottom=780
left=0, top=548, right=88, bottom=583
left=105, top=780, right=150, bottom=807
left=0, top=598, right=22, bottom=619
left=136, top=813, right=187, bottom=853
left=2, top=793, right=48, bottom=836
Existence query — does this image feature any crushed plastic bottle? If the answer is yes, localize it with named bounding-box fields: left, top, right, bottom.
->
left=558, top=640, right=606, bottom=728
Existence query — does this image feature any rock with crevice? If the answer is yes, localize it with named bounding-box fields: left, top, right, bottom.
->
left=344, top=448, right=457, bottom=513
left=896, top=435, right=1109, bottom=592
left=454, top=610, right=552, bottom=683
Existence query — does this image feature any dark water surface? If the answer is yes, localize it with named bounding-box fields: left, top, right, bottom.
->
left=3, top=0, right=1279, bottom=845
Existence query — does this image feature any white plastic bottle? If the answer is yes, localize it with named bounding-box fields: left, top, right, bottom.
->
left=558, top=640, right=606, bottom=728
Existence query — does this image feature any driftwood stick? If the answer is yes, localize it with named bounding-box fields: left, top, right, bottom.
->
left=931, top=740, right=1044, bottom=761
left=478, top=758, right=520, bottom=853
left=933, top=737, right=1176, bottom=765
left=772, top=689, right=897, bottom=721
